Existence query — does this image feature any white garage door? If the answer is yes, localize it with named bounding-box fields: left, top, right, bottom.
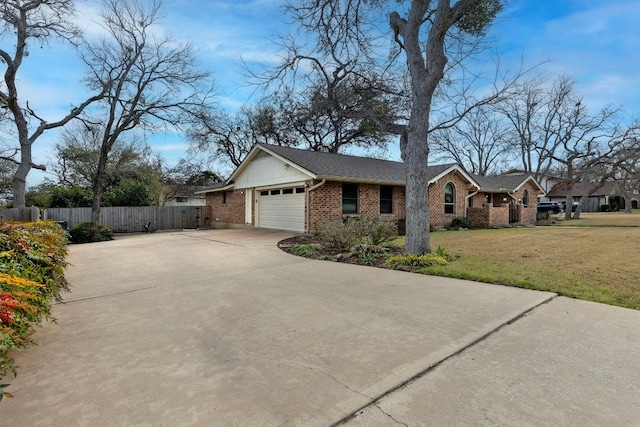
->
left=257, top=187, right=306, bottom=232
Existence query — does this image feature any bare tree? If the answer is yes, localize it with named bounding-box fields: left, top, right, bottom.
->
left=615, top=139, right=640, bottom=213
left=196, top=53, right=399, bottom=168
left=430, top=104, right=515, bottom=175
left=542, top=99, right=633, bottom=219
left=496, top=74, right=580, bottom=181
left=0, top=0, right=106, bottom=207
left=265, top=0, right=505, bottom=254
left=78, top=0, right=216, bottom=227
left=188, top=103, right=290, bottom=168
left=52, top=121, right=162, bottom=194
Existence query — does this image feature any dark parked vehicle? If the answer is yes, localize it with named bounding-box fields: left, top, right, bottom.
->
left=537, top=202, right=562, bottom=213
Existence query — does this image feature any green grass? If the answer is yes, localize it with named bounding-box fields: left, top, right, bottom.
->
left=392, top=212, right=640, bottom=310
left=418, top=255, right=636, bottom=309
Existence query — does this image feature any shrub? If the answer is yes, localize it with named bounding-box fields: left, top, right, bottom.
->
left=0, top=221, right=69, bottom=401
left=315, top=217, right=398, bottom=250
left=449, top=216, right=473, bottom=230
left=361, top=218, right=398, bottom=245
left=384, top=245, right=455, bottom=269
left=314, top=219, right=362, bottom=252
left=600, top=205, right=611, bottom=212
left=289, top=244, right=319, bottom=257
left=433, top=245, right=457, bottom=262
left=537, top=212, right=550, bottom=221
left=384, top=253, right=449, bottom=269
left=69, top=221, right=114, bottom=244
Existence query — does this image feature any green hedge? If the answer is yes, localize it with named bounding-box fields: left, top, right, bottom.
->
left=69, top=221, right=114, bottom=244
left=0, top=221, right=69, bottom=401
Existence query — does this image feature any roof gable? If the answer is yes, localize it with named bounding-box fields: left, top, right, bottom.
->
left=471, top=173, right=545, bottom=194
left=259, top=144, right=407, bottom=184
left=200, top=144, right=482, bottom=192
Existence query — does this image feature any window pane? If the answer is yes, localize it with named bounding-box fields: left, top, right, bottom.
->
left=380, top=185, right=393, bottom=214
left=444, top=183, right=454, bottom=214
left=342, top=183, right=358, bottom=214
left=380, top=200, right=393, bottom=214
left=260, top=191, right=269, bottom=196
left=343, top=183, right=358, bottom=199
left=283, top=188, right=294, bottom=194
left=444, top=183, right=454, bottom=203
left=271, top=189, right=281, bottom=195
left=342, top=201, right=358, bottom=214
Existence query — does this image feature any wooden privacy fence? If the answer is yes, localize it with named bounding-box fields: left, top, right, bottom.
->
left=1, top=206, right=205, bottom=232
left=0, top=207, right=42, bottom=222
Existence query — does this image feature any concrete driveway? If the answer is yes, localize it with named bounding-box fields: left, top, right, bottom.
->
left=2, top=229, right=639, bottom=426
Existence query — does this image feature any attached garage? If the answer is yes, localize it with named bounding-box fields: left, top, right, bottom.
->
left=256, top=187, right=306, bottom=232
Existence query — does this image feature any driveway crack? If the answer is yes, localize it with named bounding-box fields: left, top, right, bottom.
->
left=375, top=404, right=409, bottom=426
left=330, top=293, right=560, bottom=426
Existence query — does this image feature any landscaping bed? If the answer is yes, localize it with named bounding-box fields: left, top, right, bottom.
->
left=279, top=234, right=405, bottom=268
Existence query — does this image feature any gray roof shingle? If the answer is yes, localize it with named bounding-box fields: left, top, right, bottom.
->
left=470, top=173, right=535, bottom=192
left=258, top=144, right=457, bottom=184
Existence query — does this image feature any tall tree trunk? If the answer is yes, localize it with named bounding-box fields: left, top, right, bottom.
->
left=624, top=194, right=633, bottom=213
left=12, top=165, right=28, bottom=208
left=91, top=149, right=110, bottom=227
left=564, top=193, right=573, bottom=220
left=404, top=124, right=431, bottom=255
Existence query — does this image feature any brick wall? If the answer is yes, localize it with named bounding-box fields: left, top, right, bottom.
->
left=467, top=206, right=490, bottom=228
left=467, top=204, right=509, bottom=228
left=204, top=174, right=535, bottom=232
left=206, top=190, right=246, bottom=228
left=308, top=181, right=406, bottom=231
left=428, top=172, right=473, bottom=230
left=309, top=180, right=342, bottom=229
left=512, top=182, right=538, bottom=225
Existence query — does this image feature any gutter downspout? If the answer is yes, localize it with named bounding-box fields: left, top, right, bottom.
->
left=464, top=191, right=478, bottom=217
left=306, top=179, right=326, bottom=233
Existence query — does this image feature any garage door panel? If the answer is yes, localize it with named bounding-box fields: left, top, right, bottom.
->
left=258, top=189, right=305, bottom=232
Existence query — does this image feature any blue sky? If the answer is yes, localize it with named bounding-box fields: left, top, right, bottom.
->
left=8, top=0, right=640, bottom=186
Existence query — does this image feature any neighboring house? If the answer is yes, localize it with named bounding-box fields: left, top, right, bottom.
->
left=545, top=181, right=631, bottom=212
left=502, top=169, right=563, bottom=202
left=197, top=144, right=543, bottom=233
left=159, top=185, right=207, bottom=206
left=468, top=173, right=545, bottom=228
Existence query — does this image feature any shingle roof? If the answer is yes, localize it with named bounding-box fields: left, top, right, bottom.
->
left=546, top=181, right=618, bottom=198
left=258, top=144, right=457, bottom=184
left=470, top=173, right=538, bottom=193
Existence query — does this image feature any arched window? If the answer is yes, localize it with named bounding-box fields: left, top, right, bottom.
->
left=523, top=190, right=529, bottom=207
left=444, top=183, right=455, bottom=214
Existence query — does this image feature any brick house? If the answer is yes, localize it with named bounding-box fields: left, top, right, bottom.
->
left=197, top=144, right=543, bottom=233
left=467, top=174, right=544, bottom=228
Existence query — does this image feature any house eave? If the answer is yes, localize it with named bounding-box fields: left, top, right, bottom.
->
left=317, top=175, right=406, bottom=186
left=195, top=184, right=235, bottom=194
left=429, top=165, right=482, bottom=189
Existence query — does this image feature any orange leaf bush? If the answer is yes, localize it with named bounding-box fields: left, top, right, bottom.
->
left=0, top=221, right=68, bottom=401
